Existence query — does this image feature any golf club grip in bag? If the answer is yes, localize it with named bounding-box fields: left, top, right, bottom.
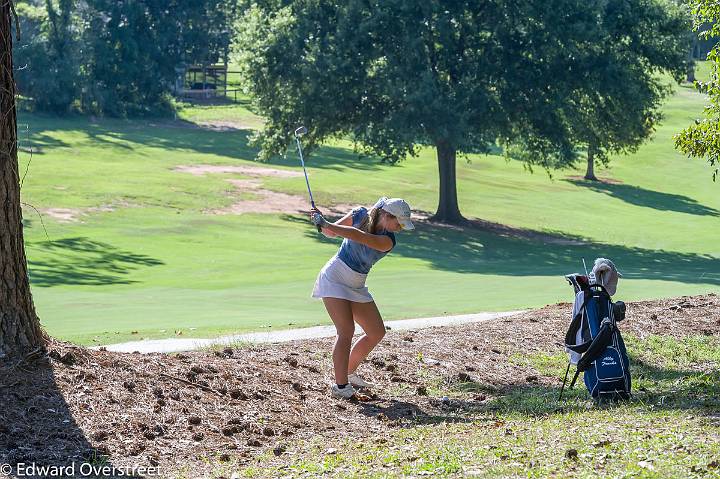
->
left=560, top=284, right=631, bottom=401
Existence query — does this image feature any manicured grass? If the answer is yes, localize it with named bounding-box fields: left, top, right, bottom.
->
left=18, top=67, right=720, bottom=345
left=229, top=334, right=720, bottom=479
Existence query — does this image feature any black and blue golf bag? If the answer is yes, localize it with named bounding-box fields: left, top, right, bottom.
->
left=560, top=276, right=631, bottom=401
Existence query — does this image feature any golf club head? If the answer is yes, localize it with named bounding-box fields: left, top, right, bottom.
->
left=294, top=126, right=308, bottom=137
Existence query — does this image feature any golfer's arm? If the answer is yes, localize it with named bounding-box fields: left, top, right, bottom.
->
left=323, top=223, right=393, bottom=252
left=322, top=211, right=353, bottom=238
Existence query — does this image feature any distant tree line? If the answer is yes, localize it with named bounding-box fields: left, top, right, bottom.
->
left=13, top=0, right=237, bottom=116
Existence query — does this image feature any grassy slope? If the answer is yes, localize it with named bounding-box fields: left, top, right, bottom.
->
left=19, top=71, right=719, bottom=345
left=233, top=333, right=720, bottom=479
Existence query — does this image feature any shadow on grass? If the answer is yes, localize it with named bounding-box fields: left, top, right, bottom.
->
left=383, top=352, right=720, bottom=428
left=0, top=354, right=138, bottom=478
left=21, top=115, right=388, bottom=172
left=567, top=179, right=720, bottom=217
left=27, top=237, right=164, bottom=287
left=469, top=361, right=720, bottom=417
left=283, top=215, right=720, bottom=286
left=357, top=365, right=720, bottom=430
left=350, top=360, right=720, bottom=429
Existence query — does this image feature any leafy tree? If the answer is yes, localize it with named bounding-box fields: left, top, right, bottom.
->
left=675, top=0, right=720, bottom=180
left=566, top=0, right=688, bottom=181
left=81, top=0, right=179, bottom=116
left=82, top=0, right=239, bottom=116
left=14, top=0, right=81, bottom=113
left=235, top=0, right=691, bottom=222
left=15, top=0, right=238, bottom=116
left=180, top=0, right=239, bottom=66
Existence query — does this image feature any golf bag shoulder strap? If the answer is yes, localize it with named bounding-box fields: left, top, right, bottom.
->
left=576, top=318, right=614, bottom=372
left=564, top=290, right=593, bottom=353
left=563, top=287, right=612, bottom=353
left=564, top=309, right=590, bottom=354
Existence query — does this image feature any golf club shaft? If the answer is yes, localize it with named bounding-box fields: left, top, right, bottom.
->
left=295, top=136, right=321, bottom=232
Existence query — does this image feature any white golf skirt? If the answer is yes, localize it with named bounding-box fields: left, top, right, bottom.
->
left=311, top=255, right=374, bottom=303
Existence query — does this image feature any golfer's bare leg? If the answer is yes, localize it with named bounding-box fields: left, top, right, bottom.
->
left=323, top=297, right=354, bottom=384
left=348, top=301, right=386, bottom=374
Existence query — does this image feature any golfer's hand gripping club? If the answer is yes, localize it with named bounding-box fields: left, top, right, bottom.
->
left=311, top=212, right=328, bottom=228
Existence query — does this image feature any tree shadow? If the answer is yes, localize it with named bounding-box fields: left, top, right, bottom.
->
left=567, top=178, right=720, bottom=217
left=355, top=398, right=485, bottom=427
left=283, top=215, right=720, bottom=286
left=464, top=358, right=720, bottom=418
left=21, top=117, right=387, bottom=172
left=0, top=353, right=141, bottom=478
left=26, top=237, right=164, bottom=287
left=356, top=360, right=718, bottom=431
left=16, top=120, right=72, bottom=154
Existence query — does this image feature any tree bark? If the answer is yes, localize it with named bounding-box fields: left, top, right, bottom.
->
left=431, top=140, right=465, bottom=224
left=0, top=0, right=44, bottom=360
left=584, top=145, right=598, bottom=181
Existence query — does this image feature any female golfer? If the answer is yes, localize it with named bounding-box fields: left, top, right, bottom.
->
left=310, top=197, right=414, bottom=399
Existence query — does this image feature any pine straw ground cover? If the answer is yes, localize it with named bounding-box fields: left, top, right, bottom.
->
left=0, top=294, right=718, bottom=478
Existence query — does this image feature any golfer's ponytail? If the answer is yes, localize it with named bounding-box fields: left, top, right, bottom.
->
left=358, top=207, right=382, bottom=234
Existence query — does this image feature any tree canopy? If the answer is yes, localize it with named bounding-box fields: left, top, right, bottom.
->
left=14, top=0, right=238, bottom=116
left=236, top=0, right=689, bottom=222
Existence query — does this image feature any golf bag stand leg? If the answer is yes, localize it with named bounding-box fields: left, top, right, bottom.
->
left=559, top=362, right=571, bottom=400
left=559, top=363, right=581, bottom=400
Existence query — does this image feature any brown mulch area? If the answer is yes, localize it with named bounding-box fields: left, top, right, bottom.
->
left=0, top=294, right=717, bottom=477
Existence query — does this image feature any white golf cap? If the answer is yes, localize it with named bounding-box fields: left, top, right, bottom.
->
left=379, top=197, right=414, bottom=230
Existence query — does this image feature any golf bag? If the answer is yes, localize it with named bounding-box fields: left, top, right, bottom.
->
left=559, top=277, right=631, bottom=401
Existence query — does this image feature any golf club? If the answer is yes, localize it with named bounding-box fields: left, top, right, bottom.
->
left=294, top=126, right=321, bottom=232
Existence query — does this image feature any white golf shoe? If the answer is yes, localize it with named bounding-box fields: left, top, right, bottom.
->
left=348, top=372, right=376, bottom=389
left=330, top=383, right=356, bottom=399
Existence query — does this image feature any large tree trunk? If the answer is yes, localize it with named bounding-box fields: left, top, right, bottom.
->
left=584, top=145, right=598, bottom=181
left=431, top=140, right=465, bottom=224
left=0, top=1, right=44, bottom=360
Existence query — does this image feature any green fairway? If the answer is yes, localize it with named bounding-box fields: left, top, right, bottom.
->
left=19, top=71, right=719, bottom=346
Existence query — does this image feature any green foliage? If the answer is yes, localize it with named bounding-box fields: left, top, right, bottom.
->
left=566, top=0, right=689, bottom=169
left=234, top=0, right=578, bottom=165
left=234, top=0, right=692, bottom=219
left=81, top=0, right=239, bottom=116
left=675, top=0, right=720, bottom=180
left=236, top=0, right=688, bottom=161
left=13, top=0, right=238, bottom=117
left=80, top=0, right=179, bottom=116
left=15, top=0, right=81, bottom=113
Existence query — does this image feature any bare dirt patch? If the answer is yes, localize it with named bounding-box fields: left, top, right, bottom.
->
left=215, top=179, right=308, bottom=215
left=175, top=164, right=313, bottom=215
left=173, top=165, right=301, bottom=178
left=172, top=165, right=585, bottom=245
left=36, top=202, right=132, bottom=223
left=1, top=294, right=717, bottom=476
left=40, top=208, right=82, bottom=223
